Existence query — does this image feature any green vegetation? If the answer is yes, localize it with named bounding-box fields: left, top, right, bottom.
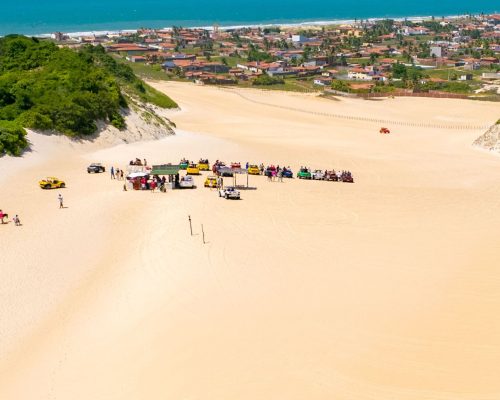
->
left=135, top=83, right=178, bottom=108
left=252, top=75, right=284, bottom=86
left=391, top=63, right=424, bottom=82
left=239, top=77, right=318, bottom=93
left=247, top=44, right=275, bottom=62
left=122, top=59, right=170, bottom=80
left=0, top=120, right=27, bottom=156
left=263, top=27, right=281, bottom=34
left=0, top=35, right=177, bottom=156
left=420, top=81, right=472, bottom=94
left=331, top=80, right=351, bottom=92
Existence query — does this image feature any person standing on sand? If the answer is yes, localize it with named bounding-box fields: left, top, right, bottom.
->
left=120, top=170, right=124, bottom=180
left=58, top=194, right=64, bottom=209
left=111, top=166, right=115, bottom=179
left=0, top=209, right=6, bottom=224
left=13, top=215, right=21, bottom=226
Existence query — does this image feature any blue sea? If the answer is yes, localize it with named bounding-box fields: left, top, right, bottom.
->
left=1, top=0, right=498, bottom=36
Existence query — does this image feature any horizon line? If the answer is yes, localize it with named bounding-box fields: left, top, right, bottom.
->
left=1, top=11, right=499, bottom=38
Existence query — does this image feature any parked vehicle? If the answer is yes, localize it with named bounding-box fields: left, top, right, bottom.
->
left=219, top=186, right=240, bottom=200
left=186, top=163, right=200, bottom=175
left=311, top=169, right=325, bottom=180
left=179, top=158, right=189, bottom=170
left=87, top=163, right=106, bottom=173
left=230, top=162, right=241, bottom=169
left=297, top=167, right=312, bottom=179
left=340, top=171, right=354, bottom=183
left=380, top=127, right=390, bottom=134
left=179, top=175, right=195, bottom=188
left=39, top=177, right=66, bottom=189
left=282, top=168, right=293, bottom=178
left=247, top=165, right=261, bottom=175
left=204, top=175, right=218, bottom=188
left=197, top=159, right=210, bottom=171
left=324, top=171, right=338, bottom=181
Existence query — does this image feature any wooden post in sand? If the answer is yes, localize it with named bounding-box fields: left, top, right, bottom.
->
left=188, top=215, right=193, bottom=236
left=201, top=224, right=205, bottom=244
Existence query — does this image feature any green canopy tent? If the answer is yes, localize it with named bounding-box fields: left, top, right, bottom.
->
left=150, top=164, right=182, bottom=189
left=150, top=164, right=182, bottom=175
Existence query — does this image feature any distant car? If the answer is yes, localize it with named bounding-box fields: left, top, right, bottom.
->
left=219, top=186, right=240, bottom=199
left=87, top=163, right=105, bottom=173
left=179, top=175, right=195, bottom=188
left=311, top=169, right=324, bottom=180
left=324, top=171, right=338, bottom=181
left=231, top=162, right=241, bottom=169
left=39, top=177, right=66, bottom=189
left=204, top=175, right=218, bottom=188
left=297, top=168, right=312, bottom=179
left=179, top=159, right=189, bottom=170
left=248, top=165, right=261, bottom=175
left=340, top=172, right=354, bottom=183
left=186, top=164, right=200, bottom=175
left=197, top=159, right=210, bottom=171
left=380, top=127, right=390, bottom=134
left=282, top=169, right=293, bottom=178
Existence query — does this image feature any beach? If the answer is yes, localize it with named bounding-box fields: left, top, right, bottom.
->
left=2, top=0, right=499, bottom=36
left=1, top=82, right=500, bottom=399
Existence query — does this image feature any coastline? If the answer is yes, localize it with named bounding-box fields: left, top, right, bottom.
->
left=10, top=12, right=496, bottom=39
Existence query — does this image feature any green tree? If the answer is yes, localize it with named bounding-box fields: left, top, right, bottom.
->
left=331, top=80, right=350, bottom=92
left=252, top=75, right=284, bottom=86
left=0, top=35, right=177, bottom=155
left=0, top=120, right=27, bottom=156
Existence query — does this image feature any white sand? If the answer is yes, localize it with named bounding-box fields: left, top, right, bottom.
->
left=0, top=82, right=499, bottom=400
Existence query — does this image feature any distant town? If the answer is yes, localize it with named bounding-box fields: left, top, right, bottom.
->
left=53, top=14, right=500, bottom=98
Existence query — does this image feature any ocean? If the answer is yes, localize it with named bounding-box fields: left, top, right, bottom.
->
left=0, top=0, right=498, bottom=36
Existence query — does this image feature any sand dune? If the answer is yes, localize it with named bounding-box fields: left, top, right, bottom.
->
left=0, top=82, right=499, bottom=399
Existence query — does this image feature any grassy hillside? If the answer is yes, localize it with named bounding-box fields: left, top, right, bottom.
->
left=0, top=35, right=177, bottom=156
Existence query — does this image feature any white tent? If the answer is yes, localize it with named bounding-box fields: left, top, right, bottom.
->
left=127, top=171, right=149, bottom=179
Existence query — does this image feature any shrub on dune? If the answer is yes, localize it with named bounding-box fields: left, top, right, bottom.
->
left=0, top=35, right=178, bottom=155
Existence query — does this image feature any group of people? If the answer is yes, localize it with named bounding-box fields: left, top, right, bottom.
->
left=212, top=160, right=226, bottom=174
left=110, top=166, right=125, bottom=180
left=0, top=209, right=20, bottom=226
left=337, top=170, right=353, bottom=182
left=264, top=165, right=292, bottom=182
left=322, top=169, right=354, bottom=182
left=132, top=174, right=171, bottom=192
left=129, top=158, right=147, bottom=166
left=1, top=192, right=66, bottom=228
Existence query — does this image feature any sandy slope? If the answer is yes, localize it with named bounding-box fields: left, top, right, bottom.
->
left=0, top=82, right=499, bottom=400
